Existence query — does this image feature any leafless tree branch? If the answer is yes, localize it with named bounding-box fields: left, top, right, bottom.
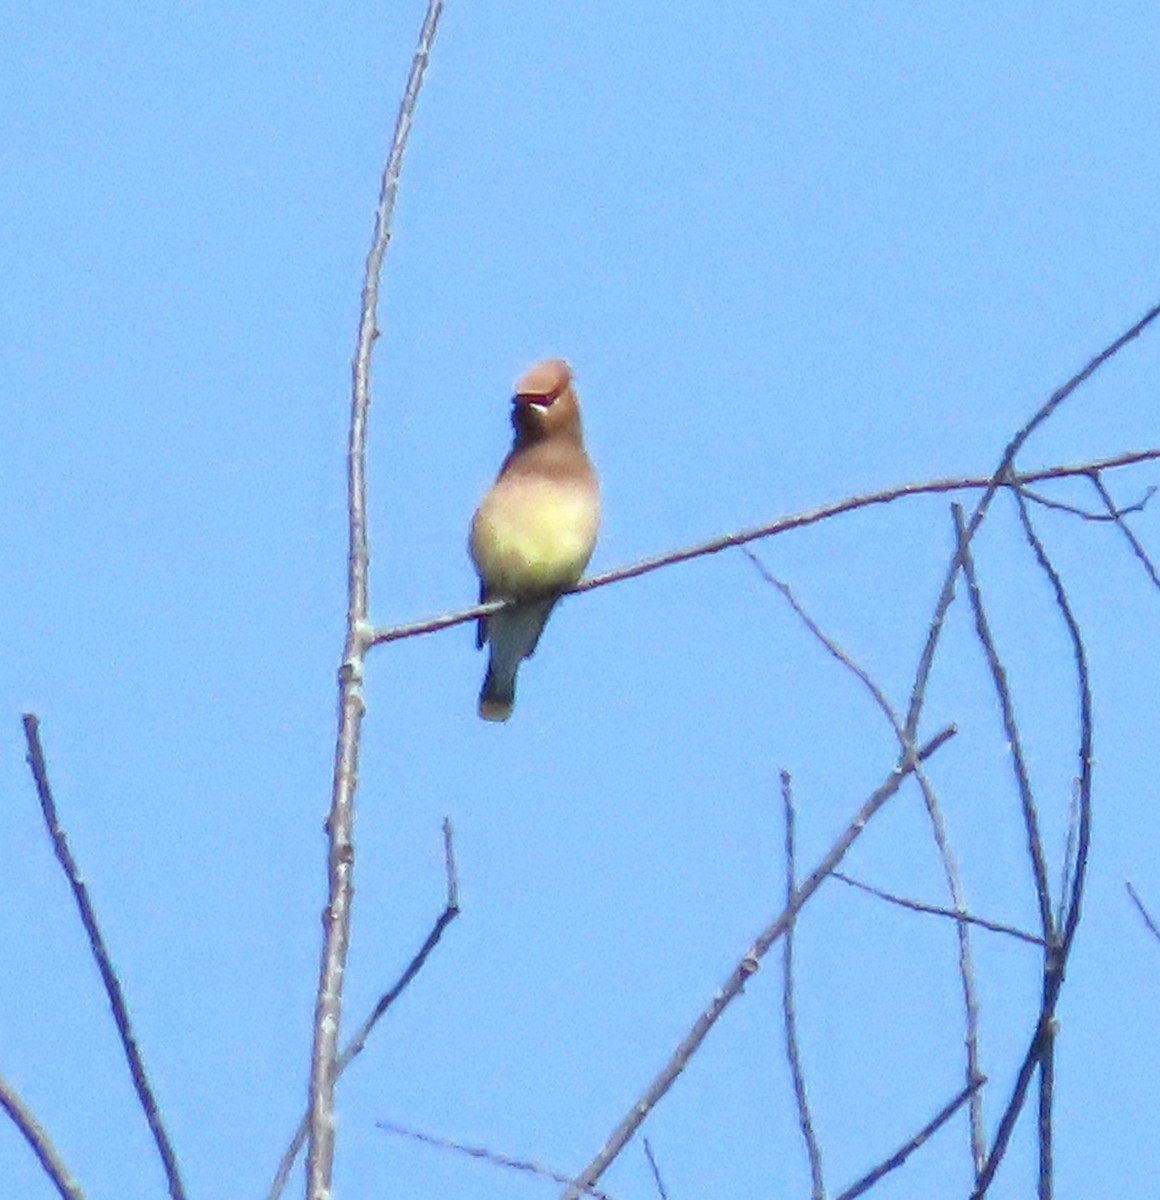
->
left=970, top=496, right=1094, bottom=1200
left=0, top=1070, right=84, bottom=1200
left=833, top=1077, right=985, bottom=1200
left=306, top=3, right=445, bottom=1196
left=270, top=821, right=459, bottom=1200
left=367, top=449, right=1160, bottom=647
left=1020, top=481, right=1156, bottom=522
left=21, top=715, right=187, bottom=1200
left=1087, top=473, right=1160, bottom=592
left=642, top=1139, right=670, bottom=1200
left=779, top=771, right=826, bottom=1200
left=953, top=504, right=1054, bottom=940
left=1126, top=882, right=1160, bottom=945
left=745, top=549, right=985, bottom=1171
left=830, top=872, right=1047, bottom=947
left=378, top=1120, right=615, bottom=1199
left=556, top=725, right=957, bottom=1200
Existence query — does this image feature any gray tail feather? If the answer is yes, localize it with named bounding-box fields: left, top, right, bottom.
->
left=476, top=599, right=557, bottom=721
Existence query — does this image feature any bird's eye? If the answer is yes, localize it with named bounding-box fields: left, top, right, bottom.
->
left=514, top=392, right=554, bottom=408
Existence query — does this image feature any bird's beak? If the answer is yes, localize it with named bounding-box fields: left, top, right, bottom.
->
left=513, top=384, right=564, bottom=410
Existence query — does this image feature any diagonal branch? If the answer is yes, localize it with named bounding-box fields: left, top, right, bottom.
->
left=21, top=715, right=187, bottom=1200
left=270, top=822, right=459, bottom=1200
left=557, top=725, right=957, bottom=1200
left=834, top=1077, right=985, bottom=1200
left=1126, top=882, right=1160, bottom=945
left=1087, top=472, right=1160, bottom=592
left=0, top=1070, right=84, bottom=1200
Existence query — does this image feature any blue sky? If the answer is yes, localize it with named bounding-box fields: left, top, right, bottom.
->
left=3, top=3, right=1160, bottom=1198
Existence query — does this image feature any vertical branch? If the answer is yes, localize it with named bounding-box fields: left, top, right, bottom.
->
left=305, top=3, right=445, bottom=1197
left=780, top=770, right=826, bottom=1200
left=22, top=715, right=187, bottom=1200
left=952, top=505, right=1055, bottom=941
left=971, top=495, right=1093, bottom=1199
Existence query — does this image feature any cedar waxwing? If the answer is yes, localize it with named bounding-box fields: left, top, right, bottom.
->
left=469, top=359, right=601, bottom=721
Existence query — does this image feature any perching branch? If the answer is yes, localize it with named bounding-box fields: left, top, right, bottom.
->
left=367, top=449, right=1160, bottom=647
left=21, top=715, right=187, bottom=1200
left=305, top=2, right=445, bottom=1196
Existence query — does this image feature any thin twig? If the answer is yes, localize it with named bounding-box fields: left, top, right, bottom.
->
left=1088, top=473, right=1160, bottom=592
left=21, top=715, right=187, bottom=1200
left=905, top=299, right=1160, bottom=738
left=642, top=1139, right=670, bottom=1200
left=0, top=1070, right=85, bottom=1200
left=745, top=550, right=986, bottom=1172
left=830, top=873, right=1047, bottom=947
left=971, top=497, right=1094, bottom=1200
left=1018, top=498, right=1094, bottom=964
left=306, top=3, right=445, bottom=1195
left=833, top=1077, right=985, bottom=1200
left=367, top=449, right=1160, bottom=647
left=780, top=771, right=826, bottom=1200
left=378, top=1121, right=615, bottom=1200
left=1126, top=882, right=1160, bottom=945
left=953, top=504, right=1055, bottom=941
left=270, top=822, right=460, bottom=1200
left=556, top=725, right=957, bottom=1200
left=1020, top=482, right=1155, bottom=521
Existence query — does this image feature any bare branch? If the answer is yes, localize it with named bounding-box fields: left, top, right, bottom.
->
left=21, top=715, right=187, bottom=1200
left=270, top=822, right=460, bottom=1200
left=745, top=550, right=985, bottom=1172
left=830, top=873, right=1047, bottom=947
left=557, top=726, right=957, bottom=1200
left=833, top=1077, right=985, bottom=1200
left=306, top=3, right=445, bottom=1195
left=1126, top=882, right=1160, bottom=945
left=1013, top=496, right=1093, bottom=961
left=642, top=1139, right=670, bottom=1200
left=953, top=504, right=1054, bottom=941
left=971, top=496, right=1094, bottom=1200
left=378, top=1120, right=615, bottom=1200
left=1020, top=482, right=1156, bottom=522
left=780, top=771, right=825, bottom=1200
left=0, top=1070, right=84, bottom=1200
left=1088, top=473, right=1160, bottom=592
left=367, top=450, right=1160, bottom=647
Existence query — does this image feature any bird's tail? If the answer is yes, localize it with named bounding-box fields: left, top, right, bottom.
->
left=478, top=660, right=516, bottom=722
left=477, top=598, right=556, bottom=722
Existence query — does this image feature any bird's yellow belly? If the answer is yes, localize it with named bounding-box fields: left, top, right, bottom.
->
left=471, top=483, right=598, bottom=597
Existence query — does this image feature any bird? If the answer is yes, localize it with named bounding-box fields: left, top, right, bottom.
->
left=469, top=358, right=601, bottom=721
